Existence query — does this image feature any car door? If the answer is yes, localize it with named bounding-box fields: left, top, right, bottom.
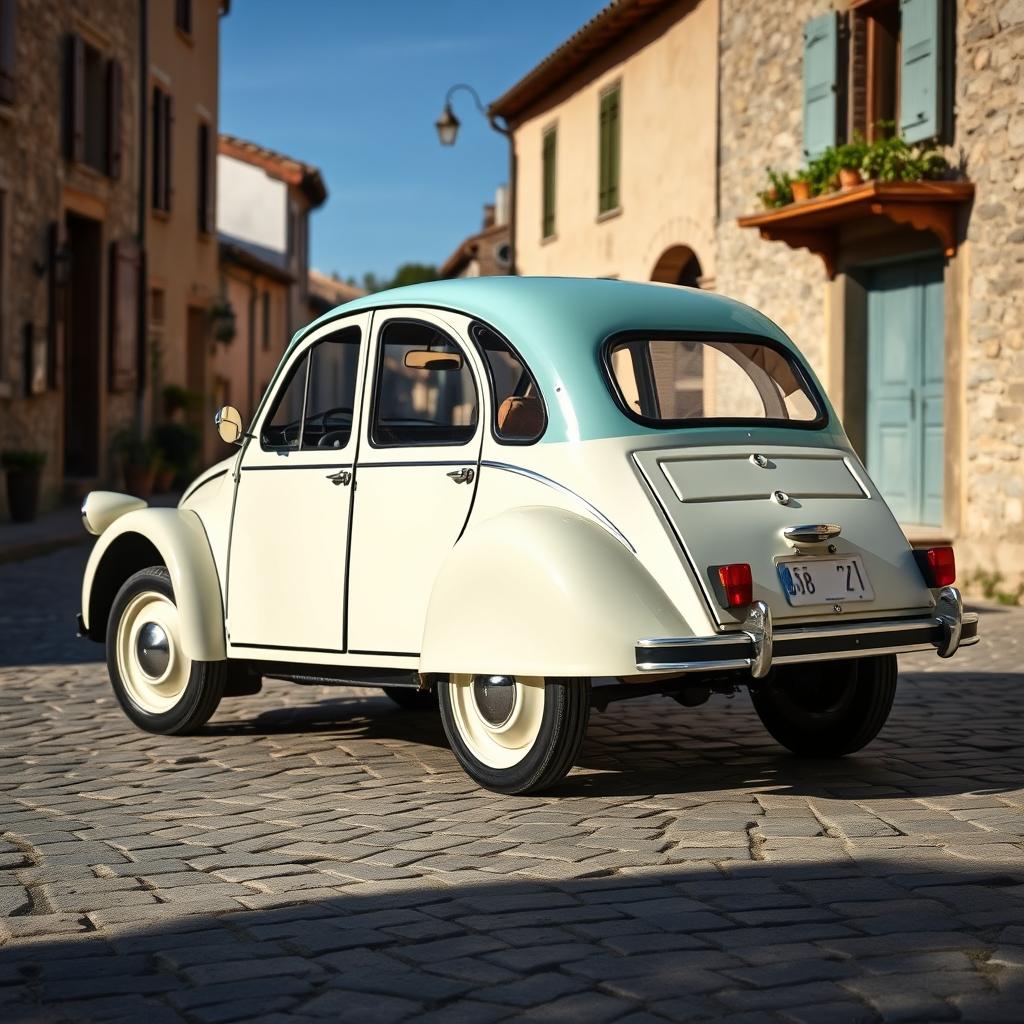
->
left=346, top=309, right=484, bottom=655
left=226, top=314, right=369, bottom=653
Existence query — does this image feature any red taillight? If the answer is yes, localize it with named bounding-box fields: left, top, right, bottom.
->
left=924, top=546, right=956, bottom=588
left=718, top=563, right=753, bottom=608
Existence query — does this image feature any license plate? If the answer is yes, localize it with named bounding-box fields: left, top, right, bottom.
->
left=777, top=556, right=874, bottom=606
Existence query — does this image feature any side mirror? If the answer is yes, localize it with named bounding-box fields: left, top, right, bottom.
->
left=215, top=406, right=244, bottom=445
left=404, top=349, right=463, bottom=371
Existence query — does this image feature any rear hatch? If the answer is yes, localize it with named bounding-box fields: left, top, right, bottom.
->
left=634, top=444, right=933, bottom=627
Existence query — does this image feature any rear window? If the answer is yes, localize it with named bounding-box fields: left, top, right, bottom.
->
left=605, top=334, right=825, bottom=428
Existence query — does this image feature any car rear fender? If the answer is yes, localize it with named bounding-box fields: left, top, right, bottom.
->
left=81, top=507, right=226, bottom=662
left=420, top=505, right=692, bottom=678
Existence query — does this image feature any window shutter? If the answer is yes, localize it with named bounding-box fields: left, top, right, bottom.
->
left=106, top=59, right=123, bottom=179
left=608, top=88, right=620, bottom=210
left=802, top=12, right=839, bottom=159
left=899, top=0, right=942, bottom=142
left=542, top=129, right=556, bottom=238
left=65, top=33, right=85, bottom=163
left=0, top=0, right=16, bottom=105
left=198, top=121, right=214, bottom=234
left=165, top=92, right=174, bottom=211
left=109, top=238, right=140, bottom=393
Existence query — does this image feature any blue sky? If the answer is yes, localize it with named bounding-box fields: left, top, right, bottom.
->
left=220, top=0, right=604, bottom=283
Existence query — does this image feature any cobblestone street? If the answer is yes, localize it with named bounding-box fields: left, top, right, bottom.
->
left=1, top=545, right=1023, bottom=1022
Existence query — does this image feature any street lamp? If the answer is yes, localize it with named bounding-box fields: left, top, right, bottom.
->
left=435, top=83, right=516, bottom=275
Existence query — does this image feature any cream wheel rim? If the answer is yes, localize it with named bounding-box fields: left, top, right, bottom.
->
left=449, top=674, right=545, bottom=769
left=115, top=591, right=190, bottom=714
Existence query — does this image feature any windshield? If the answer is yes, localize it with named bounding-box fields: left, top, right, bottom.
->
left=605, top=334, right=825, bottom=428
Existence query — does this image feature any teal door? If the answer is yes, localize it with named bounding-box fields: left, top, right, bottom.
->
left=866, top=258, right=945, bottom=527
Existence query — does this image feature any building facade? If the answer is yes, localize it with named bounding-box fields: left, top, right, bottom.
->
left=213, top=134, right=326, bottom=462
left=494, top=0, right=1024, bottom=588
left=438, top=189, right=512, bottom=280
left=145, top=0, right=224, bottom=449
left=0, top=0, right=142, bottom=514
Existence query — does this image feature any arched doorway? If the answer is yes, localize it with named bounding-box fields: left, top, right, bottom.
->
left=650, top=245, right=703, bottom=287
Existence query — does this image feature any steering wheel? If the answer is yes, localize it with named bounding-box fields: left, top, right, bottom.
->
left=312, top=406, right=353, bottom=428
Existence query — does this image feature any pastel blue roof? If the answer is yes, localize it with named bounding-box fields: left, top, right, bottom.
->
left=291, top=276, right=838, bottom=444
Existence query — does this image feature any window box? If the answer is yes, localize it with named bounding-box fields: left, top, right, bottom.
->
left=737, top=179, right=973, bottom=278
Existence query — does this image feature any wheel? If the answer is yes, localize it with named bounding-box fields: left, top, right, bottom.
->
left=750, top=654, right=897, bottom=757
left=438, top=675, right=590, bottom=795
left=383, top=686, right=437, bottom=711
left=106, top=566, right=226, bottom=735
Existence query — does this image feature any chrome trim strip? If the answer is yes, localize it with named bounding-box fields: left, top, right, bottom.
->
left=480, top=461, right=636, bottom=553
left=636, top=657, right=751, bottom=673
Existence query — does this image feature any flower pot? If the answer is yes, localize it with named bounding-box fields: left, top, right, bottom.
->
left=791, top=180, right=812, bottom=202
left=839, top=168, right=863, bottom=188
left=5, top=468, right=42, bottom=523
left=155, top=467, right=176, bottom=493
left=124, top=464, right=156, bottom=499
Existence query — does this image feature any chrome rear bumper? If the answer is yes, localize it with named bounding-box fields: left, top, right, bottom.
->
left=636, top=586, right=978, bottom=678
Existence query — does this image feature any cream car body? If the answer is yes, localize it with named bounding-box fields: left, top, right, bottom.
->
left=80, top=277, right=978, bottom=794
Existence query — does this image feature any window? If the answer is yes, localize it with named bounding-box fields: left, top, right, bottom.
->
left=175, top=0, right=193, bottom=36
left=471, top=322, right=545, bottom=443
left=261, top=291, right=271, bottom=351
left=197, top=121, right=213, bottom=233
left=64, top=34, right=122, bottom=176
left=152, top=86, right=173, bottom=213
left=605, top=335, right=824, bottom=428
left=0, top=0, right=17, bottom=105
left=598, top=85, right=621, bottom=214
left=149, top=287, right=165, bottom=325
left=260, top=327, right=361, bottom=451
left=542, top=126, right=557, bottom=238
left=371, top=320, right=478, bottom=447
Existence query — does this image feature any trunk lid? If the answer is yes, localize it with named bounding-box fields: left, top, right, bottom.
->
left=634, top=444, right=933, bottom=626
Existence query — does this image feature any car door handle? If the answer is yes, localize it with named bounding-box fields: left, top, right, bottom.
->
left=326, top=469, right=352, bottom=486
left=446, top=467, right=475, bottom=485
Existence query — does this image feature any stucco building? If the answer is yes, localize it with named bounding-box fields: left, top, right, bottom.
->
left=494, top=0, right=1024, bottom=589
left=0, top=0, right=142, bottom=514
left=439, top=188, right=512, bottom=279
left=213, top=134, right=326, bottom=461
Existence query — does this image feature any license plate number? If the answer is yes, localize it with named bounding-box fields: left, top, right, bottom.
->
left=777, top=556, right=874, bottom=606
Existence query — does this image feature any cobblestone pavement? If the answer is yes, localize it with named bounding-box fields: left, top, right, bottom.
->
left=1, top=546, right=1023, bottom=1023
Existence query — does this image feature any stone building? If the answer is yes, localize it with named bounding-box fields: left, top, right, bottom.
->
left=0, top=0, right=142, bottom=514
left=213, top=134, right=326, bottom=462
left=493, top=0, right=1024, bottom=587
left=145, top=0, right=225, bottom=453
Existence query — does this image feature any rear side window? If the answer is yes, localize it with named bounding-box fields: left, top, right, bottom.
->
left=371, top=320, right=478, bottom=447
left=471, top=322, right=546, bottom=443
left=605, top=334, right=825, bottom=428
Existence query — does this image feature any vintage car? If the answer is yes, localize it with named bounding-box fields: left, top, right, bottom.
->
left=79, top=277, right=978, bottom=794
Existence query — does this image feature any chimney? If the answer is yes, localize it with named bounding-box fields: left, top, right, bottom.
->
left=482, top=203, right=495, bottom=230
left=494, top=185, right=509, bottom=227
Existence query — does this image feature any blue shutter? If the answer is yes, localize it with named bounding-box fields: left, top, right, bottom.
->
left=802, top=13, right=838, bottom=159
left=899, top=0, right=942, bottom=142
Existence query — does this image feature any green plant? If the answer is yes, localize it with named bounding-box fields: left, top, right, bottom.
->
left=152, top=423, right=201, bottom=476
left=758, top=167, right=794, bottom=208
left=835, top=138, right=868, bottom=171
left=163, top=384, right=200, bottom=417
left=1, top=449, right=46, bottom=471
left=806, top=148, right=842, bottom=195
left=969, top=569, right=1024, bottom=606
left=111, top=428, right=157, bottom=468
left=859, top=134, right=949, bottom=182
left=209, top=299, right=237, bottom=344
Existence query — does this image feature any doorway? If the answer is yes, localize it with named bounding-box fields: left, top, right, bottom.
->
left=866, top=257, right=945, bottom=527
left=186, top=306, right=208, bottom=456
left=650, top=245, right=703, bottom=287
left=63, top=213, right=103, bottom=478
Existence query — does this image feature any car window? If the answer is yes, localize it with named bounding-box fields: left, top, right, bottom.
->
left=261, top=326, right=361, bottom=451
left=371, top=320, right=478, bottom=447
left=471, top=322, right=546, bottom=443
left=605, top=335, right=824, bottom=427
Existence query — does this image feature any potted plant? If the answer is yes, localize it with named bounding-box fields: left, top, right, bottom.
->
left=209, top=299, right=237, bottom=344
left=163, top=384, right=194, bottom=420
left=835, top=139, right=868, bottom=188
left=112, top=429, right=158, bottom=499
left=153, top=423, right=201, bottom=491
left=1, top=450, right=46, bottom=523
left=759, top=167, right=794, bottom=209
left=791, top=171, right=813, bottom=202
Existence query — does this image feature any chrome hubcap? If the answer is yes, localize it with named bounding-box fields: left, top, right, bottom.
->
left=136, top=622, right=170, bottom=678
left=473, top=675, right=516, bottom=727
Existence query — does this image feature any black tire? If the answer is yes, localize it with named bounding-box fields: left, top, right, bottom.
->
left=438, top=676, right=590, bottom=795
left=383, top=686, right=437, bottom=711
left=750, top=654, right=897, bottom=757
left=106, top=566, right=226, bottom=735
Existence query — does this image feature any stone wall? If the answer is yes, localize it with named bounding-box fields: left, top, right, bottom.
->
left=0, top=0, right=140, bottom=517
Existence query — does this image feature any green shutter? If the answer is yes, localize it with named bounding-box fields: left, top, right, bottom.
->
left=900, top=0, right=942, bottom=142
left=802, top=12, right=838, bottom=159
left=599, top=86, right=620, bottom=214
left=542, top=128, right=556, bottom=238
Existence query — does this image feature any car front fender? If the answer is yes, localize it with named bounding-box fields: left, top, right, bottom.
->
left=81, top=507, right=226, bottom=662
left=420, top=505, right=692, bottom=678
